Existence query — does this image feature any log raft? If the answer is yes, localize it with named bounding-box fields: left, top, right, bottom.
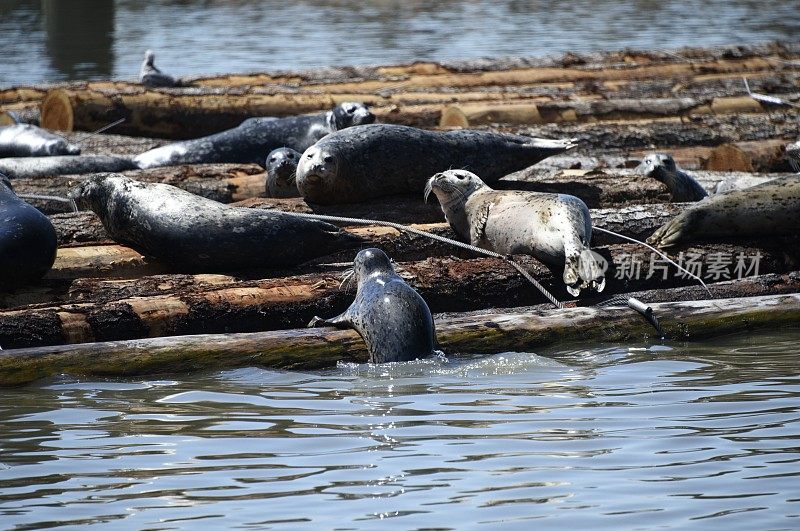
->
left=1, top=43, right=799, bottom=386
left=1, top=291, right=798, bottom=387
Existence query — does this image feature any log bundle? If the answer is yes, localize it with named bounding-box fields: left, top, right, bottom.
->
left=0, top=42, right=799, bottom=384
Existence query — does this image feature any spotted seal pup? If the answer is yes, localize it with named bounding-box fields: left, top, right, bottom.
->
left=648, top=176, right=800, bottom=248
left=0, top=174, right=57, bottom=289
left=265, top=147, right=301, bottom=198
left=425, top=169, right=606, bottom=296
left=637, top=153, right=708, bottom=202
left=133, top=102, right=375, bottom=169
left=0, top=124, right=81, bottom=157
left=296, top=124, right=576, bottom=204
left=308, top=248, right=436, bottom=363
left=139, top=49, right=181, bottom=88
left=70, top=174, right=363, bottom=272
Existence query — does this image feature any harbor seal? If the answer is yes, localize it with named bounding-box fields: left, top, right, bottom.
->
left=636, top=153, right=708, bottom=202
left=133, top=102, right=375, bottom=169
left=425, top=169, right=606, bottom=296
left=0, top=174, right=57, bottom=289
left=0, top=124, right=81, bottom=157
left=648, top=176, right=800, bottom=248
left=139, top=49, right=181, bottom=88
left=265, top=147, right=301, bottom=198
left=296, top=124, right=576, bottom=204
left=70, top=174, right=363, bottom=272
left=0, top=155, right=136, bottom=179
left=308, top=248, right=436, bottom=363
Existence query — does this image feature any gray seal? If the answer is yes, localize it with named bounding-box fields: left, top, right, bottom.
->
left=134, top=102, right=375, bottom=169
left=308, top=248, right=436, bottom=363
left=425, top=169, right=606, bottom=296
left=296, top=123, right=576, bottom=204
left=648, top=176, right=800, bottom=248
left=636, top=153, right=708, bottom=202
left=0, top=124, right=81, bottom=157
left=139, top=49, right=181, bottom=88
left=0, top=174, right=57, bottom=289
left=265, top=147, right=301, bottom=198
left=70, top=174, right=363, bottom=272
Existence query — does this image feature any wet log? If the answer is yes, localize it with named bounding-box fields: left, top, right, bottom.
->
left=1, top=291, right=799, bottom=386
left=3, top=241, right=796, bottom=349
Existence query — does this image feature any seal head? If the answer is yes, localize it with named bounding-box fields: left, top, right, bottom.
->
left=296, top=145, right=340, bottom=198
left=308, top=248, right=436, bottom=363
left=265, top=147, right=301, bottom=198
left=329, top=102, right=375, bottom=131
left=637, top=153, right=708, bottom=202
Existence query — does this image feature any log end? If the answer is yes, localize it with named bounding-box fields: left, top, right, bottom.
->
left=440, top=105, right=469, bottom=128
left=704, top=144, right=753, bottom=172
left=41, top=89, right=74, bottom=132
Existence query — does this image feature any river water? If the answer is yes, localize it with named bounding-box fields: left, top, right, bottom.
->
left=1, top=0, right=799, bottom=85
left=1, top=329, right=799, bottom=529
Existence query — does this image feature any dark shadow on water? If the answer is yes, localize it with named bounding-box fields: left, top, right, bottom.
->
left=42, top=0, right=114, bottom=80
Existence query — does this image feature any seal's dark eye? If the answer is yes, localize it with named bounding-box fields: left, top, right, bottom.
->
left=269, top=157, right=276, bottom=162
left=323, top=155, right=334, bottom=163
left=346, top=105, right=357, bottom=113
left=287, top=153, right=294, bottom=158
left=307, top=153, right=313, bottom=159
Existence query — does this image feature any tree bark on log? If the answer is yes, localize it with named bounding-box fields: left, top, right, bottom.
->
left=3, top=242, right=796, bottom=349
left=1, top=290, right=799, bottom=386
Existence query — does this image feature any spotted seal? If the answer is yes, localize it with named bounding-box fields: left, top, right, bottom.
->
left=0, top=174, right=57, bottom=289
left=70, top=174, right=363, bottom=272
left=139, top=49, right=181, bottom=88
left=134, top=102, right=375, bottom=169
left=636, top=153, right=708, bottom=202
left=648, top=176, right=800, bottom=248
left=308, top=248, right=436, bottom=363
left=0, top=124, right=81, bottom=157
left=265, top=147, right=301, bottom=198
left=296, top=124, right=576, bottom=204
left=425, top=169, right=606, bottom=296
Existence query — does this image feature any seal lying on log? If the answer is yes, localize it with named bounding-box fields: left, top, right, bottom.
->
left=425, top=169, right=606, bottom=296
left=648, top=176, right=800, bottom=248
left=296, top=124, right=576, bottom=204
left=0, top=174, right=57, bottom=289
left=637, top=153, right=708, bottom=202
left=70, top=174, right=364, bottom=272
left=0, top=124, right=80, bottom=157
left=265, top=147, right=301, bottom=198
left=308, top=248, right=436, bottom=363
left=139, top=49, right=182, bottom=88
left=133, top=102, right=375, bottom=169
left=0, top=155, right=136, bottom=179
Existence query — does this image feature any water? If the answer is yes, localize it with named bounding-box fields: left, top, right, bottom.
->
left=1, top=0, right=799, bottom=85
left=1, top=329, right=799, bottom=529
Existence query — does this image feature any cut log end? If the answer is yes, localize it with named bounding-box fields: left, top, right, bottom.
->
left=440, top=105, right=469, bottom=128
left=41, top=89, right=74, bottom=132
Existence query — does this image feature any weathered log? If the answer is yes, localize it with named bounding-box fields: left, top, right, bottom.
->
left=1, top=291, right=799, bottom=386
left=3, top=242, right=796, bottom=349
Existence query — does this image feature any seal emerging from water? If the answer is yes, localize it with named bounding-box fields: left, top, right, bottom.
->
left=133, top=102, right=375, bottom=169
left=425, top=170, right=606, bottom=296
left=265, top=147, right=301, bottom=198
left=308, top=248, right=436, bottom=363
left=648, top=176, right=800, bottom=248
left=139, top=49, right=181, bottom=88
left=0, top=124, right=81, bottom=157
left=0, top=174, right=57, bottom=289
left=70, top=174, right=363, bottom=272
left=637, top=153, right=708, bottom=202
left=296, top=124, right=576, bottom=204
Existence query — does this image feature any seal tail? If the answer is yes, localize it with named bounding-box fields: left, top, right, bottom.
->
left=563, top=245, right=607, bottom=297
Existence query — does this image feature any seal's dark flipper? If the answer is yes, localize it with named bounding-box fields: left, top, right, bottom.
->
left=307, top=313, right=352, bottom=330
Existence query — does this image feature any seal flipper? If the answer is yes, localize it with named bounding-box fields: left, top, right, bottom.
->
left=471, top=202, right=491, bottom=246
left=307, top=312, right=353, bottom=330
left=563, top=243, right=607, bottom=297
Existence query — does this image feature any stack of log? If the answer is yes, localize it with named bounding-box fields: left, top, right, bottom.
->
left=0, top=42, right=798, bottom=386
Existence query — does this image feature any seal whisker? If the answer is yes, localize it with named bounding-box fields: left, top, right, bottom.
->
left=339, top=268, right=355, bottom=291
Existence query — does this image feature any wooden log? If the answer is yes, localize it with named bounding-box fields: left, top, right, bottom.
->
left=3, top=242, right=796, bottom=349
left=1, top=291, right=799, bottom=386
